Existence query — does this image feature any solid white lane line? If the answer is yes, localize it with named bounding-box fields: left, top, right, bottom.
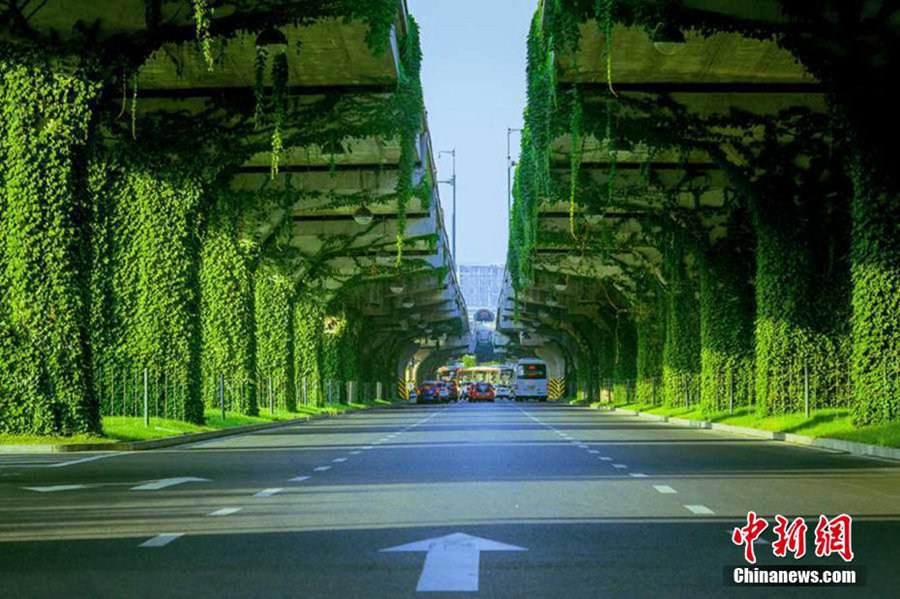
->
left=685, top=505, right=715, bottom=515
left=209, top=508, right=242, bottom=517
left=654, top=485, right=677, bottom=494
left=140, top=533, right=184, bottom=548
left=289, top=476, right=310, bottom=482
left=612, top=464, right=628, bottom=469
left=314, top=466, right=331, bottom=472
left=255, top=488, right=283, bottom=498
left=332, top=458, right=347, bottom=463
left=629, top=473, right=649, bottom=478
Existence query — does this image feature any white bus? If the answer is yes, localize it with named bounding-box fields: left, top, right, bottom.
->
left=515, top=358, right=548, bottom=401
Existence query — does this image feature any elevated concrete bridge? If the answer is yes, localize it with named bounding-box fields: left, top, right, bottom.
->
left=0, top=0, right=467, bottom=433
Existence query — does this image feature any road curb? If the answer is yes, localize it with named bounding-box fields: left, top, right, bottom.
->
left=597, top=406, right=900, bottom=462
left=0, top=403, right=410, bottom=454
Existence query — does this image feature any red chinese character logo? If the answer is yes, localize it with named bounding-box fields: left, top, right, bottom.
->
left=772, top=515, right=808, bottom=559
left=814, top=514, right=854, bottom=562
left=732, top=511, right=769, bottom=564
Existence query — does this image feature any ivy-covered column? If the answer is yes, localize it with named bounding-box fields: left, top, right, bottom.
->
left=849, top=146, right=900, bottom=425
left=255, top=269, right=296, bottom=412
left=699, top=239, right=755, bottom=414
left=612, top=317, right=637, bottom=404
left=750, top=184, right=850, bottom=417
left=322, top=313, right=345, bottom=403
left=295, top=294, right=324, bottom=406
left=114, top=169, right=205, bottom=424
left=200, top=199, right=258, bottom=416
left=662, top=235, right=701, bottom=407
left=0, top=59, right=100, bottom=435
left=339, top=312, right=362, bottom=396
left=635, top=296, right=665, bottom=405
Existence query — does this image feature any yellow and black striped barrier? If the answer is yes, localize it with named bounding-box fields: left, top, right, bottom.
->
left=548, top=378, right=565, bottom=400
left=396, top=379, right=409, bottom=401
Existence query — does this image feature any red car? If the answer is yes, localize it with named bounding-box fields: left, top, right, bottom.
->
left=469, top=382, right=495, bottom=402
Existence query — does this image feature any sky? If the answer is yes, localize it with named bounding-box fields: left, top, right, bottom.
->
left=407, top=0, right=535, bottom=266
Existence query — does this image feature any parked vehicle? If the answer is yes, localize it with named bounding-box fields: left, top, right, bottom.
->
left=469, top=381, right=495, bottom=402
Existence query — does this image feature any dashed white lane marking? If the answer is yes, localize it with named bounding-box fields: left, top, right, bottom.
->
left=685, top=505, right=715, bottom=515
left=332, top=458, right=347, bottom=463
left=24, top=485, right=87, bottom=492
left=209, top=508, right=242, bottom=517
left=314, top=466, right=331, bottom=472
left=255, top=488, right=283, bottom=498
left=726, top=531, right=770, bottom=545
left=588, top=450, right=600, bottom=455
left=599, top=457, right=613, bottom=461
left=289, top=476, right=310, bottom=482
left=49, top=454, right=122, bottom=469
left=629, top=473, right=648, bottom=478
left=578, top=444, right=589, bottom=449
left=612, top=464, right=628, bottom=469
left=654, top=485, right=677, bottom=494
left=130, top=477, right=209, bottom=491
left=140, top=533, right=184, bottom=548
left=349, top=451, right=361, bottom=455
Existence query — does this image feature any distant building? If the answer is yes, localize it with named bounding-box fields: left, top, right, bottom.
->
left=459, top=265, right=504, bottom=317
left=459, top=265, right=504, bottom=363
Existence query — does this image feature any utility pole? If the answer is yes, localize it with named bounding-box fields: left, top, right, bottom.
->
left=438, top=149, right=457, bottom=259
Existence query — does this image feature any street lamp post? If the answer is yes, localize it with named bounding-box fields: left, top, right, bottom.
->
left=438, top=149, right=457, bottom=259
left=507, top=128, right=522, bottom=214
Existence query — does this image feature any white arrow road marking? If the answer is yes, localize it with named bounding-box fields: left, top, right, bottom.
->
left=381, top=532, right=527, bottom=592
left=130, top=477, right=210, bottom=491
left=653, top=485, right=677, bottom=494
left=140, top=533, right=184, bottom=548
left=685, top=505, right=715, bottom=515
left=24, top=485, right=88, bottom=493
left=289, top=476, right=310, bottom=483
left=255, top=488, right=282, bottom=498
left=209, top=508, right=242, bottom=517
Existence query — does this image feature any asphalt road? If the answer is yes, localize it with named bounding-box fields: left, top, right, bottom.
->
left=1, top=402, right=898, bottom=598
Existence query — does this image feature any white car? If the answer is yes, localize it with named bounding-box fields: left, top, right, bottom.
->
left=495, top=385, right=513, bottom=399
